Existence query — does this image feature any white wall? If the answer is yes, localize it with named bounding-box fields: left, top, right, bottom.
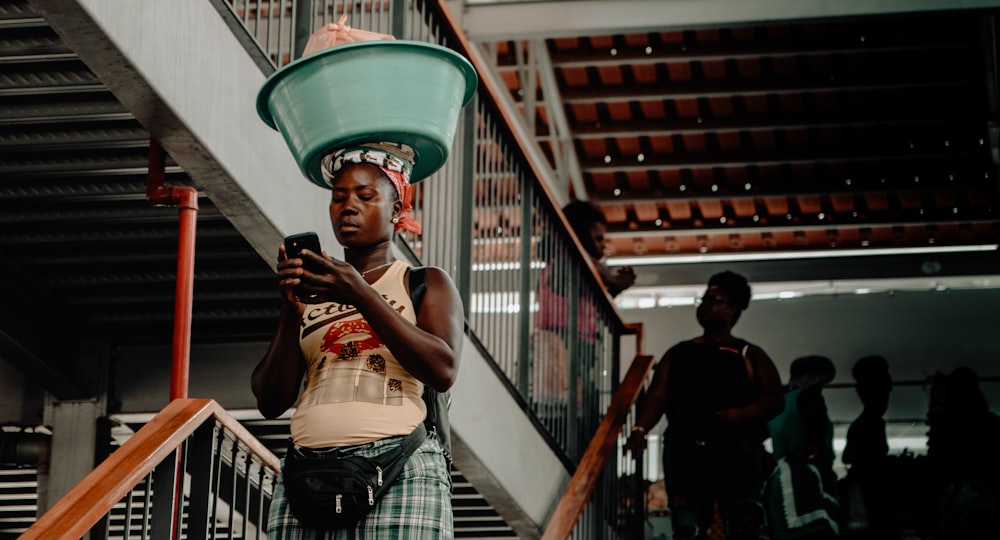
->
left=619, top=287, right=1000, bottom=425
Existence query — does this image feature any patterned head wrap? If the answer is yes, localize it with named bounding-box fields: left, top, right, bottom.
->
left=320, top=142, right=421, bottom=234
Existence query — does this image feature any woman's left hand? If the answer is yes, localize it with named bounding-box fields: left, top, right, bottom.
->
left=292, top=250, right=368, bottom=304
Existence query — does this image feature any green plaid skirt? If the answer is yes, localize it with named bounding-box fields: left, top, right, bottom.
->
left=267, top=434, right=454, bottom=539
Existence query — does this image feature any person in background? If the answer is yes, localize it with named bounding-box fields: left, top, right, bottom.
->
left=560, top=200, right=635, bottom=296
left=531, top=200, right=636, bottom=434
left=926, top=366, right=1000, bottom=540
left=765, top=355, right=840, bottom=540
left=841, top=355, right=896, bottom=540
left=628, top=271, right=784, bottom=540
left=251, top=142, right=464, bottom=538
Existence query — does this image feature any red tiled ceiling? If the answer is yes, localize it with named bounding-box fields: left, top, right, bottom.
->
left=633, top=63, right=658, bottom=84
left=639, top=100, right=667, bottom=119
left=590, top=35, right=614, bottom=49
left=691, top=168, right=714, bottom=189
left=820, top=127, right=844, bottom=147
left=702, top=59, right=727, bottom=80
left=830, top=194, right=855, bottom=213
left=667, top=62, right=693, bottom=82
left=814, top=91, right=838, bottom=112
left=791, top=163, right=814, bottom=182
left=550, top=37, right=576, bottom=52
left=771, top=56, right=797, bottom=76
left=674, top=98, right=699, bottom=119
left=896, top=191, right=922, bottom=210
left=602, top=204, right=628, bottom=223
left=708, top=97, right=734, bottom=117
left=786, top=127, right=810, bottom=149
left=766, top=25, right=792, bottom=39
left=580, top=138, right=609, bottom=158
left=698, top=200, right=724, bottom=219
left=648, top=136, right=676, bottom=155
left=751, top=130, right=776, bottom=150
left=606, top=237, right=630, bottom=256
left=589, top=172, right=618, bottom=193
left=864, top=192, right=889, bottom=212
left=626, top=170, right=651, bottom=191
left=696, top=28, right=721, bottom=43
left=780, top=93, right=804, bottom=113
left=849, top=90, right=872, bottom=108
left=659, top=31, right=684, bottom=46
left=796, top=195, right=822, bottom=214
left=616, top=137, right=642, bottom=158
left=571, top=103, right=598, bottom=123
left=737, top=58, right=763, bottom=79
left=709, top=235, right=732, bottom=252
left=743, top=94, right=768, bottom=115
left=643, top=236, right=667, bottom=254
left=731, top=26, right=756, bottom=40
left=683, top=133, right=708, bottom=153
left=633, top=202, right=660, bottom=222
left=597, top=65, right=623, bottom=85
left=717, top=131, right=741, bottom=151
left=837, top=228, right=859, bottom=245
left=536, top=107, right=550, bottom=128
left=732, top=199, right=757, bottom=217
left=771, top=231, right=795, bottom=247
left=764, top=197, right=790, bottom=216
left=657, top=170, right=683, bottom=190
left=607, top=101, right=631, bottom=122
left=931, top=190, right=957, bottom=209
left=560, top=66, right=589, bottom=88
left=809, top=54, right=832, bottom=74
left=666, top=201, right=692, bottom=220
left=500, top=70, right=520, bottom=91
left=624, top=34, right=648, bottom=47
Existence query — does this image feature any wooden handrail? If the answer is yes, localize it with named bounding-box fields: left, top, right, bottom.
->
left=21, top=398, right=280, bottom=540
left=540, top=354, right=655, bottom=540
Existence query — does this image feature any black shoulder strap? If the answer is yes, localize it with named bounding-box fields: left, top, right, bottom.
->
left=407, top=266, right=453, bottom=468
left=408, top=266, right=428, bottom=313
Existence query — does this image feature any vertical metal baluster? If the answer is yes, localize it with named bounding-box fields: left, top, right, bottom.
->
left=141, top=472, right=153, bottom=539
left=228, top=439, right=239, bottom=538
left=240, top=450, right=251, bottom=540
left=210, top=425, right=225, bottom=539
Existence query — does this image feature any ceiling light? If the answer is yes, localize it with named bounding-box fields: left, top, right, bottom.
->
left=606, top=243, right=999, bottom=266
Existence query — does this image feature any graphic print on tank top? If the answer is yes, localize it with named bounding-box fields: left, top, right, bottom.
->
left=298, top=315, right=404, bottom=407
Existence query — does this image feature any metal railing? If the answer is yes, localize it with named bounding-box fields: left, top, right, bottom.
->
left=20, top=399, right=280, bottom=540
left=216, top=0, right=645, bottom=536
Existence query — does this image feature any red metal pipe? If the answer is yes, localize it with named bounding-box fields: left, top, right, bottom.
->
left=146, top=139, right=199, bottom=401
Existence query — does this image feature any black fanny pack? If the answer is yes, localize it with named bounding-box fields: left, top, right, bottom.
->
left=281, top=423, right=427, bottom=529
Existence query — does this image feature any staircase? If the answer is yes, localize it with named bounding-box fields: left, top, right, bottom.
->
left=0, top=416, right=517, bottom=539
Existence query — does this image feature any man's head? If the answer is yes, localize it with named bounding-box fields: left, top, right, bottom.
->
left=789, top=355, right=836, bottom=388
left=852, top=355, right=892, bottom=412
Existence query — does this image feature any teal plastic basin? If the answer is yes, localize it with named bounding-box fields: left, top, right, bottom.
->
left=257, top=40, right=478, bottom=186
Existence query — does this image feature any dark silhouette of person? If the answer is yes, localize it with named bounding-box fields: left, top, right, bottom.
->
left=765, top=355, right=840, bottom=540
left=841, top=355, right=896, bottom=540
left=926, top=367, right=1000, bottom=540
left=628, top=271, right=784, bottom=540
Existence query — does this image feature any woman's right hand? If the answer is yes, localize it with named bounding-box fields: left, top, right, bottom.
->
left=276, top=243, right=309, bottom=313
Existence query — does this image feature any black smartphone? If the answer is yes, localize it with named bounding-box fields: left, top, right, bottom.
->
left=284, top=232, right=323, bottom=271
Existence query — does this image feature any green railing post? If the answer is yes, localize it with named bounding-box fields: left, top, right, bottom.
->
left=517, top=176, right=534, bottom=397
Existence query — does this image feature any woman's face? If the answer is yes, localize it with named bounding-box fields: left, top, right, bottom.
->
left=586, top=221, right=607, bottom=260
left=327, top=163, right=401, bottom=248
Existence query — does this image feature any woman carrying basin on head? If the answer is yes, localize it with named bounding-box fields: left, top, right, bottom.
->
left=251, top=142, right=464, bottom=538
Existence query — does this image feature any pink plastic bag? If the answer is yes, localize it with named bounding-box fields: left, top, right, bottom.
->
left=302, top=14, right=394, bottom=55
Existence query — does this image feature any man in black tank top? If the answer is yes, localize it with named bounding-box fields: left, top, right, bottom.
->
left=628, top=271, right=785, bottom=540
